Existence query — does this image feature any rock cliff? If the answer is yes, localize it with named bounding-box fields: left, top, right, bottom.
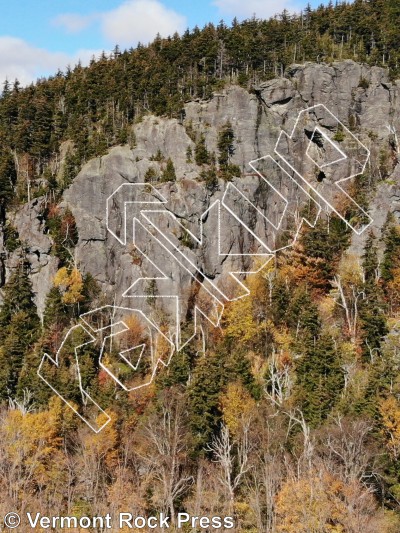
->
left=3, top=60, right=400, bottom=324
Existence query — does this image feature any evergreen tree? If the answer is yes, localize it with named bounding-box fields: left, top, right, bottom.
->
left=295, top=332, right=344, bottom=426
left=144, top=167, right=158, bottom=183
left=0, top=263, right=40, bottom=400
left=363, top=230, right=379, bottom=285
left=194, top=134, right=210, bottom=165
left=188, top=350, right=228, bottom=451
left=381, top=216, right=400, bottom=282
left=217, top=122, right=235, bottom=168
left=271, top=277, right=290, bottom=325
left=200, top=166, right=218, bottom=191
left=2, top=311, right=34, bottom=396
left=161, top=158, right=177, bottom=182
left=43, top=287, right=68, bottom=330
left=16, top=341, right=50, bottom=406
left=359, top=231, right=388, bottom=361
left=156, top=348, right=191, bottom=389
left=287, top=287, right=321, bottom=342
left=46, top=208, right=79, bottom=267
left=0, top=151, right=17, bottom=213
left=228, top=348, right=261, bottom=399
left=3, top=223, right=20, bottom=253
left=0, top=262, right=40, bottom=337
left=63, top=149, right=81, bottom=189
left=301, top=216, right=351, bottom=289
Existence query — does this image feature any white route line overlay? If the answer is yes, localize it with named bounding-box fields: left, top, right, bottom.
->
left=37, top=103, right=373, bottom=432
left=275, top=103, right=372, bottom=235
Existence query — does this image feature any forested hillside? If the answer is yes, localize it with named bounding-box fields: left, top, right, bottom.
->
left=1, top=1, right=400, bottom=531
left=0, top=0, right=400, bottom=207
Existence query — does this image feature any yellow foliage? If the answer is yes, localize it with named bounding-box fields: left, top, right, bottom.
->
left=48, top=395, right=78, bottom=432
left=247, top=350, right=269, bottom=383
left=337, top=253, right=363, bottom=286
left=340, top=341, right=357, bottom=365
left=233, top=500, right=258, bottom=531
left=387, top=267, right=400, bottom=314
left=319, top=295, right=336, bottom=322
left=223, top=294, right=261, bottom=343
left=2, top=405, right=64, bottom=487
left=276, top=472, right=346, bottom=533
left=123, top=314, right=146, bottom=346
left=247, top=262, right=270, bottom=300
left=271, top=325, right=293, bottom=351
left=90, top=411, right=119, bottom=468
left=220, top=381, right=255, bottom=438
left=54, top=266, right=84, bottom=304
left=53, top=266, right=70, bottom=289
left=275, top=469, right=386, bottom=533
left=222, top=259, right=275, bottom=344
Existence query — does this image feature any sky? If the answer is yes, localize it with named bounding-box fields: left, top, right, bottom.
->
left=0, top=0, right=332, bottom=86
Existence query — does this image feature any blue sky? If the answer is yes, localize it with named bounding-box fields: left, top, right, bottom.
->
left=0, top=0, right=330, bottom=85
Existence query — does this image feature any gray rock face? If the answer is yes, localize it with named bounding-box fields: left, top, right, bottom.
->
left=7, top=197, right=58, bottom=317
left=3, top=60, right=400, bottom=323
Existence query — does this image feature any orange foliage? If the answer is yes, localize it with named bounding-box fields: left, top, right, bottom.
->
left=276, top=469, right=387, bottom=533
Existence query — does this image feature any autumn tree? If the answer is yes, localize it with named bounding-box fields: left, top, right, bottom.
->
left=132, top=390, right=193, bottom=524
left=53, top=267, right=84, bottom=306
left=331, top=253, right=364, bottom=342
left=275, top=469, right=390, bottom=533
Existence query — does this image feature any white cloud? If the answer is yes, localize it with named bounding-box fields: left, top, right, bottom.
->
left=101, top=0, right=187, bottom=46
left=0, top=0, right=187, bottom=87
left=213, top=0, right=300, bottom=19
left=52, top=13, right=98, bottom=34
left=0, top=37, right=100, bottom=86
left=52, top=0, right=187, bottom=47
